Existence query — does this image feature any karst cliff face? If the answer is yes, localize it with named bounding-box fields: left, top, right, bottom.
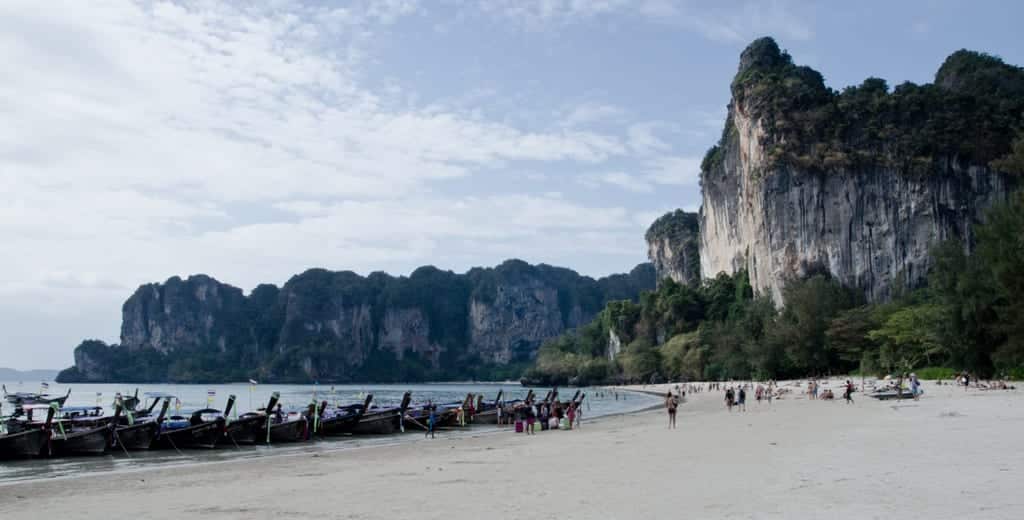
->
left=645, top=210, right=701, bottom=287
left=700, top=38, right=1019, bottom=303
left=60, top=261, right=655, bottom=383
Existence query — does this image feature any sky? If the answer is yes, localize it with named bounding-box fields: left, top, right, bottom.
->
left=2, top=0, right=1022, bottom=370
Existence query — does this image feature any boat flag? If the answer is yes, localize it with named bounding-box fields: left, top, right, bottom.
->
left=207, top=389, right=216, bottom=407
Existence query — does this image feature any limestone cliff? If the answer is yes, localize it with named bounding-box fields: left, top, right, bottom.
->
left=645, top=210, right=701, bottom=287
left=59, top=260, right=655, bottom=383
left=700, top=38, right=1021, bottom=302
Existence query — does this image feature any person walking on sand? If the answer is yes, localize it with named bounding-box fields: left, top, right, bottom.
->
left=737, top=387, right=746, bottom=412
left=665, top=391, right=678, bottom=429
left=725, top=387, right=735, bottom=412
left=843, top=380, right=855, bottom=404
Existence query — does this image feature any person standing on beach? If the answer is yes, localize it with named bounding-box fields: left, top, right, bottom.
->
left=666, top=391, right=678, bottom=428
left=844, top=380, right=855, bottom=404
left=567, top=403, right=576, bottom=430
left=725, top=387, right=735, bottom=412
left=737, top=387, right=746, bottom=412
left=526, top=403, right=536, bottom=435
left=426, top=403, right=436, bottom=439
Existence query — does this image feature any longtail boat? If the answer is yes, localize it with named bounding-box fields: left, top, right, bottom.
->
left=50, top=405, right=121, bottom=456
left=257, top=404, right=309, bottom=444
left=0, top=404, right=55, bottom=459
left=114, top=397, right=171, bottom=450
left=470, top=391, right=504, bottom=424
left=351, top=392, right=411, bottom=434
left=317, top=394, right=373, bottom=436
left=153, top=395, right=234, bottom=450
left=225, top=393, right=280, bottom=445
left=3, top=385, right=71, bottom=407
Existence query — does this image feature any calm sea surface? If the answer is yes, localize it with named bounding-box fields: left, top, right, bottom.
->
left=0, top=381, right=658, bottom=483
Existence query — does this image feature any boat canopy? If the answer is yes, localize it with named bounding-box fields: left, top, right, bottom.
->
left=59, top=406, right=103, bottom=413
left=143, top=392, right=177, bottom=399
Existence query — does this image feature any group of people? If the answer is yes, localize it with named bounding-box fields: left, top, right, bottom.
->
left=514, top=400, right=580, bottom=435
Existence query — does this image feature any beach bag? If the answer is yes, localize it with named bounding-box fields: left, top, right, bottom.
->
left=514, top=420, right=524, bottom=433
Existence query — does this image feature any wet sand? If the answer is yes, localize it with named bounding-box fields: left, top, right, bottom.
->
left=1, top=381, right=1021, bottom=519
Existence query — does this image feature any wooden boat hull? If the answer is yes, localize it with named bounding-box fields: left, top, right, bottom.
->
left=318, top=414, right=361, bottom=436
left=0, top=428, right=49, bottom=459
left=154, top=419, right=224, bottom=449
left=258, top=418, right=308, bottom=444
left=225, top=416, right=265, bottom=445
left=51, top=426, right=112, bottom=456
left=472, top=409, right=500, bottom=424
left=115, top=421, right=159, bottom=450
left=352, top=410, right=402, bottom=435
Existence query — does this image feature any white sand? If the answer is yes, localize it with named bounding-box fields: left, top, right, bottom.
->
left=1, top=381, right=1022, bottom=519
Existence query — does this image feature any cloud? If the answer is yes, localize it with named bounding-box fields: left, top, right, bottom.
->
left=627, top=122, right=673, bottom=156
left=0, top=0, right=694, bottom=368
left=645, top=156, right=702, bottom=186
left=578, top=172, right=654, bottom=193
left=561, top=103, right=626, bottom=127
left=474, top=0, right=813, bottom=43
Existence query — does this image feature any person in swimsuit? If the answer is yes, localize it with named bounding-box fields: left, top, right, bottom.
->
left=665, top=391, right=678, bottom=429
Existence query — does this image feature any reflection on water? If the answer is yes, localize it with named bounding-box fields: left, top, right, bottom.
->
left=0, top=382, right=658, bottom=483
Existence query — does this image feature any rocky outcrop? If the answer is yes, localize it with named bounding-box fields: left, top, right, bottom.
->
left=700, top=38, right=1020, bottom=303
left=645, top=210, right=701, bottom=287
left=59, top=260, right=656, bottom=383
left=120, top=275, right=253, bottom=354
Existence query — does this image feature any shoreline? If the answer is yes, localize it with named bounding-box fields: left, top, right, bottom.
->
left=0, top=388, right=659, bottom=487
left=2, top=381, right=1021, bottom=519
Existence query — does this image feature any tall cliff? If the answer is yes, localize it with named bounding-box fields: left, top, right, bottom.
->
left=58, top=261, right=655, bottom=383
left=645, top=210, right=701, bottom=287
left=700, top=38, right=1021, bottom=303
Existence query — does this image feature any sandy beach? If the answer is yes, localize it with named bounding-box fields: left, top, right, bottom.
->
left=1, top=381, right=1021, bottom=519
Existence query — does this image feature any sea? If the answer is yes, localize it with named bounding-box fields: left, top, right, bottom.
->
left=0, top=381, right=659, bottom=483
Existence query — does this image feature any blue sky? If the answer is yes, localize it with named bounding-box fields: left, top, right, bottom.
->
left=1, top=0, right=1022, bottom=369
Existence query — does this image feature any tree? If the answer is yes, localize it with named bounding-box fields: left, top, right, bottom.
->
left=991, top=132, right=1024, bottom=174
left=868, top=304, right=946, bottom=372
left=773, top=275, right=858, bottom=375
left=975, top=191, right=1024, bottom=372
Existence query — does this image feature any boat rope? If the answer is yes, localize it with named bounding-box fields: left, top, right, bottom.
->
left=112, top=428, right=132, bottom=458
left=165, top=431, right=186, bottom=457
left=227, top=431, right=241, bottom=450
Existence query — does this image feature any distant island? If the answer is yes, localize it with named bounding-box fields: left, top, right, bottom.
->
left=57, top=261, right=655, bottom=384
left=0, top=368, right=59, bottom=382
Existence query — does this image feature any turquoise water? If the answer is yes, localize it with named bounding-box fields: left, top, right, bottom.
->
left=0, top=381, right=658, bottom=483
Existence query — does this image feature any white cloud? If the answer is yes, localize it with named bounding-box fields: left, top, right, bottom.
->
left=627, top=122, right=673, bottom=156
left=645, top=156, right=702, bottom=186
left=0, top=0, right=691, bottom=368
left=561, top=103, right=626, bottom=127
left=474, top=0, right=813, bottom=43
left=578, top=172, right=654, bottom=193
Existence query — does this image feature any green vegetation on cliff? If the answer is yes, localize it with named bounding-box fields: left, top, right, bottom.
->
left=527, top=191, right=1024, bottom=384
left=705, top=37, right=1024, bottom=176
